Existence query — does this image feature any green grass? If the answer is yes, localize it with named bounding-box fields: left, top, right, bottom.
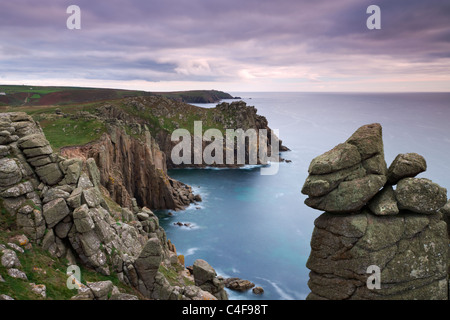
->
left=0, top=199, right=16, bottom=231
left=0, top=245, right=141, bottom=300
left=39, top=118, right=106, bottom=151
left=0, top=200, right=73, bottom=300
left=158, top=264, right=194, bottom=287
left=0, top=200, right=143, bottom=300
left=0, top=85, right=65, bottom=95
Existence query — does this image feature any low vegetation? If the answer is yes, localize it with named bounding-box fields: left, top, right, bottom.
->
left=0, top=201, right=142, bottom=300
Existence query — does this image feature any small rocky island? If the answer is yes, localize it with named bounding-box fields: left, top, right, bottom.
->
left=302, top=123, right=449, bottom=300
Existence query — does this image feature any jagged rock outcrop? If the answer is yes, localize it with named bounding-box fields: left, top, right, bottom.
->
left=302, top=123, right=449, bottom=300
left=302, top=124, right=387, bottom=213
left=109, top=97, right=289, bottom=169
left=0, top=112, right=227, bottom=300
left=193, top=259, right=228, bottom=300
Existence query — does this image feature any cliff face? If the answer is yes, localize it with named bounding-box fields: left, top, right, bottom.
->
left=0, top=112, right=227, bottom=300
left=155, top=100, right=289, bottom=169
left=302, top=124, right=449, bottom=300
left=61, top=123, right=195, bottom=211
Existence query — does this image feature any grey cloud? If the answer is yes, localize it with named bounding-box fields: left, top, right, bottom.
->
left=0, top=0, right=449, bottom=86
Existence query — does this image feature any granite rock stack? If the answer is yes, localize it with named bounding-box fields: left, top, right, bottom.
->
left=302, top=123, right=449, bottom=300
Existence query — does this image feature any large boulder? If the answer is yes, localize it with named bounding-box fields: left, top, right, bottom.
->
left=193, top=259, right=228, bottom=300
left=224, top=278, right=255, bottom=291
left=86, top=281, right=114, bottom=300
left=73, top=204, right=95, bottom=233
left=35, top=163, right=63, bottom=186
left=17, top=134, right=50, bottom=150
left=193, top=259, right=216, bottom=285
left=42, top=198, right=70, bottom=228
left=395, top=178, right=447, bottom=214
left=308, top=143, right=361, bottom=175
left=59, top=158, right=82, bottom=185
left=134, top=238, right=163, bottom=293
left=387, top=153, right=427, bottom=185
left=1, top=249, right=21, bottom=269
left=302, top=124, right=387, bottom=213
left=0, top=158, right=22, bottom=187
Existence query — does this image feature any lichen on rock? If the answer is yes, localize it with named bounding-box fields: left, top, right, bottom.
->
left=302, top=123, right=449, bottom=300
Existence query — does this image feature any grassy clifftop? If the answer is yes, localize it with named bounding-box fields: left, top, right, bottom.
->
left=1, top=95, right=257, bottom=153
left=0, top=85, right=236, bottom=106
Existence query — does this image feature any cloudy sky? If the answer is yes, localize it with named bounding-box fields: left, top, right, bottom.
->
left=1, top=0, right=449, bottom=92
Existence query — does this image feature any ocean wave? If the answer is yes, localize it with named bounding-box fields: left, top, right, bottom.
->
left=255, top=277, right=295, bottom=300
left=181, top=247, right=199, bottom=257
left=239, top=164, right=264, bottom=170
left=185, top=203, right=205, bottom=211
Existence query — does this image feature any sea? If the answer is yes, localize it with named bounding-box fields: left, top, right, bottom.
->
left=155, top=92, right=450, bottom=300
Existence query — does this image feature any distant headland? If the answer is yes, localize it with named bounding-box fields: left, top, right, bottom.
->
left=0, top=85, right=240, bottom=106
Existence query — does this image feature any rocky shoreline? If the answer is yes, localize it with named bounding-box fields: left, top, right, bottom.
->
left=302, top=123, right=449, bottom=300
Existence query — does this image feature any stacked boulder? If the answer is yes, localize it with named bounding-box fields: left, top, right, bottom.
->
left=302, top=123, right=449, bottom=300
left=0, top=112, right=227, bottom=300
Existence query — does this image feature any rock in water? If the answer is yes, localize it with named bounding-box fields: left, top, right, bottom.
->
left=224, top=278, right=255, bottom=291
left=302, top=124, right=387, bottom=213
left=253, top=287, right=264, bottom=295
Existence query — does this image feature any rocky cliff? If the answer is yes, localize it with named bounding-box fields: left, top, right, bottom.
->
left=302, top=124, right=449, bottom=300
left=55, top=97, right=287, bottom=208
left=60, top=120, right=195, bottom=211
left=153, top=99, right=289, bottom=168
left=0, top=112, right=228, bottom=300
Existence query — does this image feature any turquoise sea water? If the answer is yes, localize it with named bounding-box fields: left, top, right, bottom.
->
left=156, top=92, right=450, bottom=300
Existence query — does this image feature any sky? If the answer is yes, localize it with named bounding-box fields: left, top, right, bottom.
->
left=1, top=0, right=449, bottom=92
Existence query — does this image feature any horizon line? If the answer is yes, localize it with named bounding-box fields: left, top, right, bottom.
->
left=1, top=83, right=449, bottom=95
